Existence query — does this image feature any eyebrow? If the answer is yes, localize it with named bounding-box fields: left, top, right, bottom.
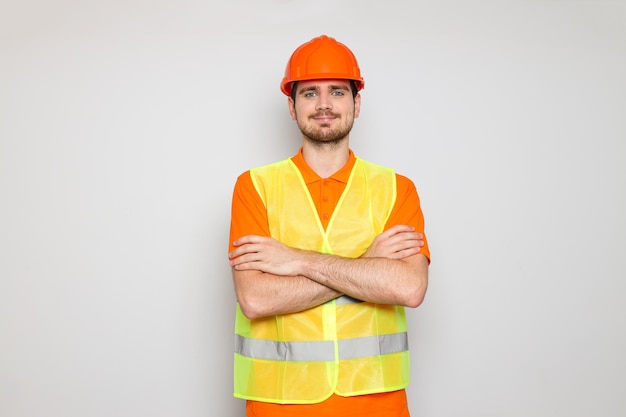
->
left=298, top=84, right=351, bottom=94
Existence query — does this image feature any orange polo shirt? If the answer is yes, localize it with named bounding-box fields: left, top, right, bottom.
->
left=229, top=148, right=430, bottom=417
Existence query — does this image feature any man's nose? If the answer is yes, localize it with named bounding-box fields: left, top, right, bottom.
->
left=315, top=93, right=332, bottom=111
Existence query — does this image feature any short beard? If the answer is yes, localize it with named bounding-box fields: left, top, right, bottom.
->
left=296, top=115, right=354, bottom=148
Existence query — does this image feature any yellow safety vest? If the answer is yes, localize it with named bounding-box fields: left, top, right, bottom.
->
left=234, top=157, right=410, bottom=404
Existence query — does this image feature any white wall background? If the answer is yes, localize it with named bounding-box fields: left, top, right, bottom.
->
left=1, top=1, right=624, bottom=416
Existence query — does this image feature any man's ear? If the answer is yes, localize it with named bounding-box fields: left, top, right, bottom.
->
left=354, top=93, right=361, bottom=119
left=288, top=97, right=297, bottom=120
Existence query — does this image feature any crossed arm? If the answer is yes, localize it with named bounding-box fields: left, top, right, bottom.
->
left=229, top=225, right=429, bottom=319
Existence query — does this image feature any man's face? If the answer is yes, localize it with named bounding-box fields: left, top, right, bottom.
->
left=288, top=79, right=361, bottom=146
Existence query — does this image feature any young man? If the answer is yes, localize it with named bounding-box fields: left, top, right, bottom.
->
left=228, top=34, right=431, bottom=417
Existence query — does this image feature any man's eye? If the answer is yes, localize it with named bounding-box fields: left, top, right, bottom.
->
left=304, top=92, right=317, bottom=97
left=331, top=90, right=345, bottom=96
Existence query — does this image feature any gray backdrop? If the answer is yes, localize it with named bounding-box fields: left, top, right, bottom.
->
left=1, top=1, right=625, bottom=416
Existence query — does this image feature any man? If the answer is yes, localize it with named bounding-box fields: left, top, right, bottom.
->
left=228, top=34, right=430, bottom=417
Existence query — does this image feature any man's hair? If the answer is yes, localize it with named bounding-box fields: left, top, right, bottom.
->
left=290, top=80, right=359, bottom=102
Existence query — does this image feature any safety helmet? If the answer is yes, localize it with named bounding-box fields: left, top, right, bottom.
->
left=280, top=35, right=365, bottom=96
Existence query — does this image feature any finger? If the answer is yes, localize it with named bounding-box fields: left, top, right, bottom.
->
left=397, top=247, right=422, bottom=258
left=229, top=243, right=261, bottom=259
left=384, top=225, right=415, bottom=236
left=232, top=261, right=265, bottom=271
left=399, top=238, right=424, bottom=248
left=390, top=232, right=424, bottom=243
left=383, top=233, right=420, bottom=247
left=230, top=252, right=262, bottom=266
left=232, top=235, right=265, bottom=246
left=388, top=238, right=424, bottom=253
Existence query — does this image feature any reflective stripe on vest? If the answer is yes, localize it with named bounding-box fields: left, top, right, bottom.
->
left=235, top=332, right=408, bottom=362
left=234, top=157, right=410, bottom=404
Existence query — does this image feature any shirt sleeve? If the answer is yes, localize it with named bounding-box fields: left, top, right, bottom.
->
left=385, top=174, right=431, bottom=262
left=228, top=171, right=270, bottom=253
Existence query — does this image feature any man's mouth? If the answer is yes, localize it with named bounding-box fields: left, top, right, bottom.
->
left=312, top=113, right=338, bottom=123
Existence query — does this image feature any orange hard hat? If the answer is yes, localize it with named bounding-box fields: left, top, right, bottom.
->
left=280, top=35, right=365, bottom=96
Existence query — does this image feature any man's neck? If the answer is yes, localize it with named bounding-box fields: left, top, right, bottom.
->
left=301, top=139, right=350, bottom=178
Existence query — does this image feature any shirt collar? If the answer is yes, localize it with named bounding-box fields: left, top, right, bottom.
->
left=291, top=147, right=356, bottom=184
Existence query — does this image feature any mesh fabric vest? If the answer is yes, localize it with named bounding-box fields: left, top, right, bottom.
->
left=234, top=157, right=410, bottom=404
